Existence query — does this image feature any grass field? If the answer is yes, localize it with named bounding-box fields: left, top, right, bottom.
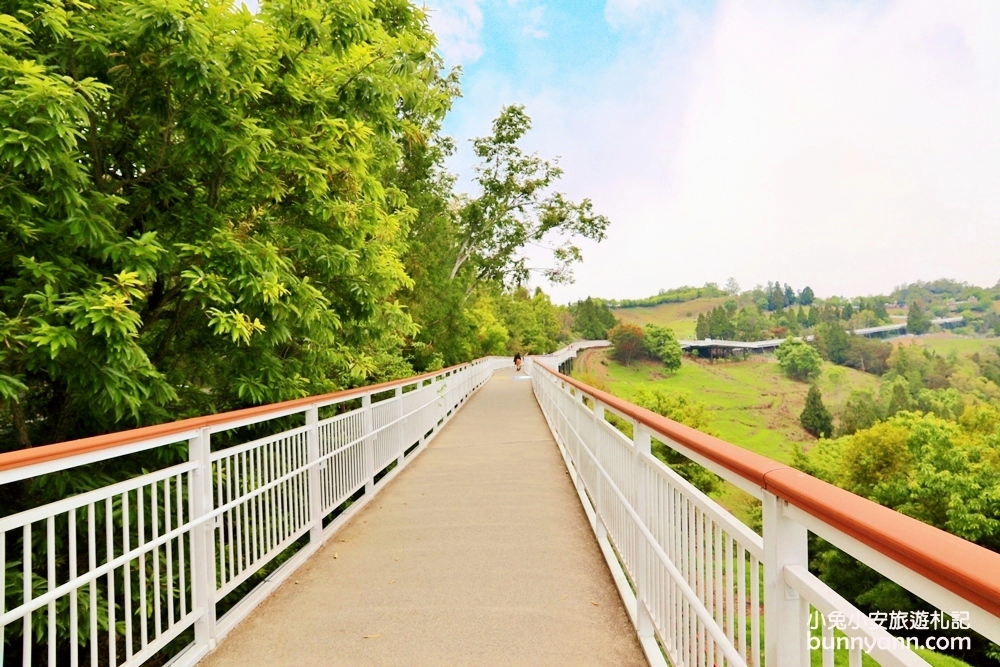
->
left=612, top=297, right=730, bottom=339
left=575, top=348, right=877, bottom=463
left=892, top=333, right=1000, bottom=357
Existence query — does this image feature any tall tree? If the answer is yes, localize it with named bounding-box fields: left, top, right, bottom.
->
left=0, top=0, right=447, bottom=446
left=450, top=106, right=609, bottom=286
left=799, top=286, right=815, bottom=306
left=800, top=385, right=834, bottom=438
left=906, top=301, right=932, bottom=335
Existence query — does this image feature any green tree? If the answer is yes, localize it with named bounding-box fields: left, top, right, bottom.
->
left=776, top=338, right=823, bottom=381
left=784, top=284, right=796, bottom=306
left=695, top=312, right=708, bottom=339
left=399, top=105, right=609, bottom=369
left=570, top=297, right=617, bottom=339
left=608, top=323, right=645, bottom=365
left=799, top=286, right=815, bottom=306
left=450, top=106, right=609, bottom=286
left=643, top=325, right=682, bottom=372
left=800, top=385, right=834, bottom=437
left=844, top=337, right=892, bottom=375
left=816, top=322, right=851, bottom=365
left=906, top=301, right=932, bottom=335
left=0, top=0, right=449, bottom=447
left=837, top=390, right=881, bottom=436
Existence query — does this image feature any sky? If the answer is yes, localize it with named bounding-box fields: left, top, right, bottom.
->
left=423, top=0, right=1000, bottom=303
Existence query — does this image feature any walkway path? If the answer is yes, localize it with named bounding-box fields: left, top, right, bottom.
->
left=203, top=368, right=645, bottom=666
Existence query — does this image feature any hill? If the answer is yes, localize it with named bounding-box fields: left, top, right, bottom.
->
left=574, top=347, right=877, bottom=463
left=612, top=296, right=731, bottom=339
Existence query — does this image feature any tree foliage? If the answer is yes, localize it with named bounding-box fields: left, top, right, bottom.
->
left=0, top=0, right=458, bottom=447
left=776, top=338, right=823, bottom=381
left=570, top=297, right=617, bottom=340
left=450, top=105, right=609, bottom=286
left=800, top=385, right=833, bottom=438
left=608, top=323, right=644, bottom=365
left=643, top=325, right=682, bottom=372
left=906, top=301, right=932, bottom=335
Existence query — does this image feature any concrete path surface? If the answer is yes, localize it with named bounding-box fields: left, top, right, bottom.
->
left=203, top=368, right=646, bottom=667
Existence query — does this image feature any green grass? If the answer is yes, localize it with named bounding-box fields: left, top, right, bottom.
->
left=612, top=297, right=731, bottom=339
left=895, top=333, right=1000, bottom=357
left=577, top=349, right=877, bottom=463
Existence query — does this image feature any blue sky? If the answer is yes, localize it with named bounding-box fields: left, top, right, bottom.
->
left=425, top=0, right=1000, bottom=303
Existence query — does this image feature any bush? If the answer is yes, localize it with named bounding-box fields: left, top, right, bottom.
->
left=643, top=325, right=682, bottom=372
left=800, top=386, right=834, bottom=438
left=776, top=338, right=823, bottom=381
left=608, top=323, right=645, bottom=365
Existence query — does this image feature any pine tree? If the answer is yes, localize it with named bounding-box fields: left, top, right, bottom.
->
left=800, top=386, right=834, bottom=438
left=906, top=301, right=931, bottom=335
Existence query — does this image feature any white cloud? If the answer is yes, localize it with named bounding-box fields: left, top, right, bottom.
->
left=471, top=0, right=1000, bottom=302
left=424, top=0, right=485, bottom=65
left=523, top=5, right=548, bottom=39
left=604, top=0, right=671, bottom=29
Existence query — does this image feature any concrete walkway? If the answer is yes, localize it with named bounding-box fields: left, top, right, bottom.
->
left=203, top=369, right=646, bottom=667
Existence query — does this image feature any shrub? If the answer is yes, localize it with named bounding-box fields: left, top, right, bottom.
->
left=776, top=338, right=823, bottom=381
left=643, top=324, right=682, bottom=372
left=608, top=323, right=645, bottom=365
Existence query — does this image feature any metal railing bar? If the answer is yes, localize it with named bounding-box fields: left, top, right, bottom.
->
left=0, top=461, right=197, bottom=532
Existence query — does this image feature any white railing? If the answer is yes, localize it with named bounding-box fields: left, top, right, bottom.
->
left=528, top=355, right=1000, bottom=667
left=0, top=356, right=509, bottom=667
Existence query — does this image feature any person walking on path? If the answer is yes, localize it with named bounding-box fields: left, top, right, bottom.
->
left=514, top=353, right=523, bottom=372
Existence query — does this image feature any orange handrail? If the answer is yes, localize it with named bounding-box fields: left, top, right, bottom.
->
left=546, top=366, right=1000, bottom=619
left=0, top=361, right=476, bottom=475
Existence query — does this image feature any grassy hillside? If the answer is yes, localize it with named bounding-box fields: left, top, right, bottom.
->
left=612, top=296, right=731, bottom=339
left=892, top=332, right=1000, bottom=356
left=575, top=348, right=877, bottom=463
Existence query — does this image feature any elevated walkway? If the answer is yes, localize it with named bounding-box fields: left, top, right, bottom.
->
left=202, top=368, right=644, bottom=666
left=4, top=346, right=1000, bottom=667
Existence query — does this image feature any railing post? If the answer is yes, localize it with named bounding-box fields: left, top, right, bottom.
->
left=592, top=400, right=606, bottom=541
left=395, top=386, right=405, bottom=466
left=306, top=405, right=322, bottom=543
left=633, top=423, right=654, bottom=639
left=363, top=393, right=374, bottom=493
left=763, top=491, right=809, bottom=667
left=189, top=427, right=217, bottom=650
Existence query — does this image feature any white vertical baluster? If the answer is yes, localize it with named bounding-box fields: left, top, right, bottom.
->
left=821, top=613, right=834, bottom=667
left=123, top=491, right=133, bottom=660
left=152, top=480, right=161, bottom=638
left=46, top=517, right=55, bottom=667
left=593, top=401, right=606, bottom=541
left=189, top=427, right=217, bottom=651
left=22, top=524, right=30, bottom=666
left=106, top=496, right=116, bottom=667
left=633, top=423, right=654, bottom=642
left=88, top=504, right=97, bottom=667
left=751, top=555, right=761, bottom=667
left=763, top=491, right=808, bottom=667
left=395, top=387, right=404, bottom=467
left=307, top=405, right=321, bottom=543
left=1, top=530, right=5, bottom=667
left=176, top=474, right=188, bottom=619
left=138, top=486, right=148, bottom=650
left=164, top=479, right=174, bottom=628
left=362, top=393, right=374, bottom=493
